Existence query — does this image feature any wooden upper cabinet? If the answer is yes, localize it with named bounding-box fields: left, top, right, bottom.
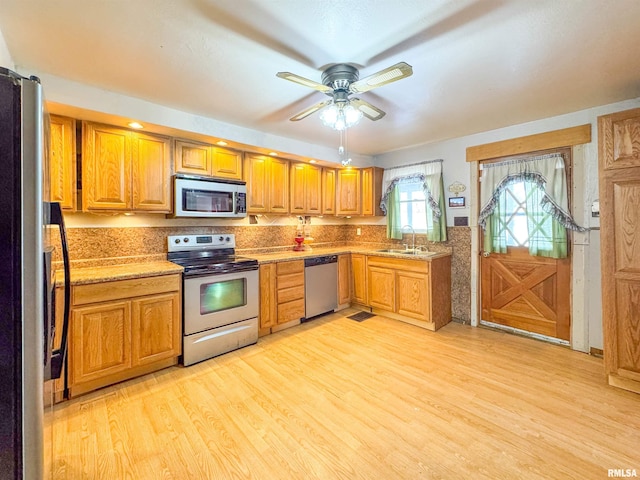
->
left=211, top=147, right=242, bottom=180
left=598, top=107, right=640, bottom=395
left=82, top=122, right=131, bottom=211
left=49, top=115, right=76, bottom=210
left=322, top=168, right=336, bottom=215
left=174, top=140, right=242, bottom=180
left=361, top=167, right=384, bottom=216
left=244, top=153, right=289, bottom=214
left=336, top=168, right=361, bottom=215
left=290, top=163, right=322, bottom=215
left=174, top=140, right=210, bottom=176
left=82, top=122, right=171, bottom=213
left=131, top=132, right=172, bottom=211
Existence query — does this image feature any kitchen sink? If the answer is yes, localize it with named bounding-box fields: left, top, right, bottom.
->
left=374, top=248, right=437, bottom=256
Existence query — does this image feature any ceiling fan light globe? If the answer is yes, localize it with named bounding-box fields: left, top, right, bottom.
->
left=344, top=105, right=363, bottom=127
left=319, top=104, right=339, bottom=126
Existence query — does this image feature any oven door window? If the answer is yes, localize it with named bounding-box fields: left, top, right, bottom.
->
left=200, top=278, right=246, bottom=314
left=183, top=188, right=234, bottom=213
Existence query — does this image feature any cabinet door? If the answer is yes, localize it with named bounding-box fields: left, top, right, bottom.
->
left=290, top=163, right=307, bottom=214
left=322, top=168, right=336, bottom=215
left=396, top=271, right=430, bottom=321
left=351, top=254, right=367, bottom=305
left=174, top=140, right=211, bottom=176
left=306, top=164, right=322, bottom=214
left=269, top=157, right=290, bottom=213
left=336, top=168, right=360, bottom=215
left=131, top=132, right=172, bottom=212
left=368, top=266, right=395, bottom=311
left=212, top=147, right=243, bottom=180
left=361, top=167, right=384, bottom=216
left=71, top=300, right=132, bottom=385
left=338, top=254, right=351, bottom=305
left=131, top=292, right=181, bottom=366
left=49, top=115, right=76, bottom=210
left=82, top=122, right=131, bottom=211
left=244, top=154, right=269, bottom=213
left=259, top=264, right=277, bottom=329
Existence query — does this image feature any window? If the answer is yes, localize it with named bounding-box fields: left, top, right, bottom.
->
left=397, top=181, right=428, bottom=232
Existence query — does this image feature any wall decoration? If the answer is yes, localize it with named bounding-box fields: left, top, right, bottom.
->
left=449, top=196, right=466, bottom=208
left=448, top=181, right=467, bottom=196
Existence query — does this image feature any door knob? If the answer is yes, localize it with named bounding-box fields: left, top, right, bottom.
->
left=482, top=251, right=491, bottom=257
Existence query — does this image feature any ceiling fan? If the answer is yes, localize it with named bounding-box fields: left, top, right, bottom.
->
left=276, top=62, right=413, bottom=129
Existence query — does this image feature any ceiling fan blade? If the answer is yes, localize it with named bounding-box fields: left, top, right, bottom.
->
left=289, top=99, right=332, bottom=121
left=276, top=72, right=333, bottom=94
left=349, top=62, right=413, bottom=94
left=350, top=98, right=386, bottom=121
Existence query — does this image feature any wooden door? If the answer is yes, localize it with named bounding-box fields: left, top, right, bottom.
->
left=368, top=266, right=395, bottom=311
left=482, top=247, right=570, bottom=340
left=269, top=157, right=290, bottom=213
left=361, top=167, right=383, bottom=216
left=336, top=168, right=360, bottom=215
left=322, top=168, right=336, bottom=215
left=351, top=254, right=367, bottom=305
left=49, top=115, right=76, bottom=210
left=396, top=270, right=430, bottom=322
left=337, top=254, right=351, bottom=305
left=244, top=154, right=269, bottom=213
left=71, top=300, right=132, bottom=385
left=174, top=140, right=210, bottom=176
left=306, top=164, right=322, bottom=214
left=131, top=132, right=172, bottom=212
left=212, top=147, right=242, bottom=180
left=290, top=163, right=307, bottom=214
left=259, top=264, right=277, bottom=330
left=598, top=107, right=640, bottom=394
left=131, top=292, right=181, bottom=366
left=82, top=122, right=131, bottom=211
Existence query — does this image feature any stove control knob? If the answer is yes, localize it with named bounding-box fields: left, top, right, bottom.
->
left=174, top=238, right=181, bottom=244
left=219, top=236, right=224, bottom=241
left=183, top=237, right=189, bottom=243
left=225, top=236, right=231, bottom=242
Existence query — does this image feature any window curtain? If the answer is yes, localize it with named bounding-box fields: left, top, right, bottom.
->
left=380, top=159, right=447, bottom=242
left=479, top=153, right=585, bottom=258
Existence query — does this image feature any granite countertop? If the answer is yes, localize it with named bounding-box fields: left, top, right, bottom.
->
left=58, top=246, right=450, bottom=286
left=245, top=246, right=451, bottom=264
left=57, top=261, right=184, bottom=286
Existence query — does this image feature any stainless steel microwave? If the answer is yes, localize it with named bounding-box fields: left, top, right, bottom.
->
left=172, top=175, right=247, bottom=218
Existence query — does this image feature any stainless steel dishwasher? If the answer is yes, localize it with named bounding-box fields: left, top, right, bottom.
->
left=304, top=255, right=338, bottom=320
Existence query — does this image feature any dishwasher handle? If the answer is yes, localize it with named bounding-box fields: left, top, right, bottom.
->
left=304, top=255, right=338, bottom=267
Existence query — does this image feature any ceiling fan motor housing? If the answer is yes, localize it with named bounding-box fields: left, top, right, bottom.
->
left=321, top=64, right=359, bottom=93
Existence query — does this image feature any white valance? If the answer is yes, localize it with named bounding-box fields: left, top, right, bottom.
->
left=478, top=153, right=586, bottom=232
left=379, top=159, right=443, bottom=217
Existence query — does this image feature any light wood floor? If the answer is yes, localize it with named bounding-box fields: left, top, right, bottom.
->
left=49, top=309, right=640, bottom=479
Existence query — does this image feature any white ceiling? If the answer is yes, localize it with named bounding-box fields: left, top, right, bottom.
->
left=2, top=0, right=640, bottom=157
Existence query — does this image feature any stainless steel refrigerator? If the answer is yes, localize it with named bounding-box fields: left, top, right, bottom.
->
left=0, top=67, right=70, bottom=479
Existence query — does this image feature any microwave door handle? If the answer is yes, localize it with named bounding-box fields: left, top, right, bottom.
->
left=48, top=202, right=70, bottom=382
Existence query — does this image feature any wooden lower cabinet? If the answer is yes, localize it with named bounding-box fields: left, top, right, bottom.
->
left=69, top=274, right=181, bottom=397
left=259, top=260, right=305, bottom=335
left=366, top=255, right=451, bottom=331
left=351, top=254, right=367, bottom=305
left=337, top=254, right=351, bottom=306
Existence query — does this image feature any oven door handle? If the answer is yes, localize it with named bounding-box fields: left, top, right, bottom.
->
left=186, top=265, right=259, bottom=277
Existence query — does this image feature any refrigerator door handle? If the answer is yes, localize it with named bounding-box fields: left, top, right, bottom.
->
left=48, top=202, right=70, bottom=381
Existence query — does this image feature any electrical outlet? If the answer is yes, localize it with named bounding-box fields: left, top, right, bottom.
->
left=356, top=227, right=361, bottom=236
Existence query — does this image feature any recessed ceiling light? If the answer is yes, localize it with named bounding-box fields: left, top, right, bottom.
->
left=128, top=122, right=144, bottom=129
left=309, top=159, right=317, bottom=164
left=268, top=152, right=278, bottom=156
left=216, top=140, right=228, bottom=146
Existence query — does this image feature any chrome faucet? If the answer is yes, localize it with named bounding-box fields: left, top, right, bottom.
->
left=401, top=225, right=415, bottom=251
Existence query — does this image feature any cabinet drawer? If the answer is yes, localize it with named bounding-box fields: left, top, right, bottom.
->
left=277, top=260, right=304, bottom=275
left=277, top=285, right=304, bottom=304
left=278, top=298, right=305, bottom=323
left=278, top=272, right=304, bottom=290
left=73, top=274, right=181, bottom=306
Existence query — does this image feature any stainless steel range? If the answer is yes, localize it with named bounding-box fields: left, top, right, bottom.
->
left=168, top=234, right=259, bottom=366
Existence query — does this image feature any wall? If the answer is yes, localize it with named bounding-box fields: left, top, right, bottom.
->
left=0, top=27, right=14, bottom=68
left=374, top=96, right=640, bottom=352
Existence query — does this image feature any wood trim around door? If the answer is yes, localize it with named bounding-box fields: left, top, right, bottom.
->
left=466, top=124, right=591, bottom=162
